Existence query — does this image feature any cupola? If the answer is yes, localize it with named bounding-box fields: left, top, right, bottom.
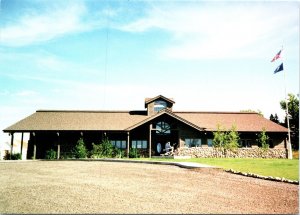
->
left=144, top=95, right=175, bottom=116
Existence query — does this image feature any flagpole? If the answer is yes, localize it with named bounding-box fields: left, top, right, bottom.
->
left=282, top=47, right=293, bottom=159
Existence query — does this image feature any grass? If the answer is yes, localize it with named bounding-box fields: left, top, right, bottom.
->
left=293, top=150, right=299, bottom=159
left=134, top=157, right=299, bottom=181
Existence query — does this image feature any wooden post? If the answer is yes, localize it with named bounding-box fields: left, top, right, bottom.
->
left=57, top=132, right=60, bottom=159
left=149, top=124, right=152, bottom=158
left=33, top=144, right=36, bottom=160
left=20, top=132, right=24, bottom=159
left=127, top=132, right=130, bottom=158
left=57, top=145, right=60, bottom=159
left=33, top=132, right=36, bottom=159
left=10, top=133, right=14, bottom=159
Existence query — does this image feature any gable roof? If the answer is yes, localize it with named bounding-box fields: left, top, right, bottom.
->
left=144, top=95, right=175, bottom=107
left=126, top=109, right=204, bottom=131
left=3, top=110, right=287, bottom=133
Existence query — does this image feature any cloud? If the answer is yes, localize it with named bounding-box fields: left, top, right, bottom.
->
left=0, top=1, right=98, bottom=47
left=14, top=90, right=38, bottom=97
left=120, top=2, right=299, bottom=60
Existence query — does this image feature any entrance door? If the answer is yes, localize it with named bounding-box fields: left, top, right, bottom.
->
left=156, top=142, right=162, bottom=155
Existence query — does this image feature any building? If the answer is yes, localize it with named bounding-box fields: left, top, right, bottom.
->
left=3, top=95, right=288, bottom=159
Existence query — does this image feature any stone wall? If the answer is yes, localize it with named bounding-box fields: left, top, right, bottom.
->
left=175, top=147, right=287, bottom=159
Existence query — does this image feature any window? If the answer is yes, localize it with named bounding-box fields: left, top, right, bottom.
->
left=111, top=140, right=127, bottom=149
left=154, top=100, right=167, bottom=112
left=207, top=139, right=213, bottom=147
left=185, top=139, right=201, bottom=147
left=132, top=140, right=148, bottom=149
left=239, top=139, right=252, bottom=148
left=156, top=121, right=171, bottom=135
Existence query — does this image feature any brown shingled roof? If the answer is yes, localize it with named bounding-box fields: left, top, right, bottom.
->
left=3, top=110, right=287, bottom=133
left=145, top=95, right=175, bottom=106
left=175, top=111, right=288, bottom=132
left=3, top=110, right=148, bottom=132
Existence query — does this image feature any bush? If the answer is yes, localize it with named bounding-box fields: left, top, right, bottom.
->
left=114, top=148, right=125, bottom=158
left=213, top=124, right=240, bottom=157
left=90, top=138, right=124, bottom=158
left=72, top=138, right=88, bottom=158
left=4, top=152, right=21, bottom=160
left=45, top=149, right=57, bottom=160
left=257, top=128, right=269, bottom=151
left=129, top=148, right=140, bottom=158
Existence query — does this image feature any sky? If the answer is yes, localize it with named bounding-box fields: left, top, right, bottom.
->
left=0, top=0, right=299, bottom=148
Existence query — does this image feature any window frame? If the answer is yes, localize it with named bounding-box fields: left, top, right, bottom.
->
left=132, top=140, right=148, bottom=149
left=185, top=138, right=202, bottom=147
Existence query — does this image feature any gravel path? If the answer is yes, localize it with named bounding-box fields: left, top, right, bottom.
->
left=0, top=161, right=298, bottom=214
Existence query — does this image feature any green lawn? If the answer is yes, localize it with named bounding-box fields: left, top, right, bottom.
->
left=136, top=158, right=299, bottom=181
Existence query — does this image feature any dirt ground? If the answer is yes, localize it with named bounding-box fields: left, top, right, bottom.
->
left=0, top=161, right=298, bottom=214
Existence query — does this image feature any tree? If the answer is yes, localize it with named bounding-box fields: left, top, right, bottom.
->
left=225, top=125, right=240, bottom=150
left=257, top=128, right=269, bottom=150
left=269, top=113, right=280, bottom=124
left=73, top=138, right=88, bottom=158
left=280, top=93, right=299, bottom=149
left=213, top=124, right=240, bottom=157
left=240, top=109, right=263, bottom=116
left=213, top=124, right=226, bottom=148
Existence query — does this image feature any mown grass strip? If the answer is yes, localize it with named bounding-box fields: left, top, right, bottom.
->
left=135, top=157, right=299, bottom=181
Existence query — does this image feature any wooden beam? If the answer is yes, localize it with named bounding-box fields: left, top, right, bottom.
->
left=33, top=132, right=36, bottom=160
left=10, top=133, right=14, bottom=159
left=57, top=132, right=60, bottom=159
left=20, top=132, right=24, bottom=159
left=33, top=144, right=36, bottom=160
left=127, top=132, right=130, bottom=158
left=149, top=124, right=152, bottom=158
left=57, top=145, right=60, bottom=160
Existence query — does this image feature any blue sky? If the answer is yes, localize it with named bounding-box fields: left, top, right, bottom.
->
left=0, top=0, right=299, bottom=146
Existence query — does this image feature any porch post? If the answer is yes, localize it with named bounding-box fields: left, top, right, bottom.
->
left=127, top=131, right=130, bottom=158
left=33, top=132, right=36, bottom=160
left=10, top=132, right=14, bottom=159
left=20, top=132, right=24, bottom=158
left=57, top=132, right=60, bottom=159
left=149, top=124, right=152, bottom=158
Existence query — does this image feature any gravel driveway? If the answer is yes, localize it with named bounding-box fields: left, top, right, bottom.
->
left=0, top=161, right=298, bottom=214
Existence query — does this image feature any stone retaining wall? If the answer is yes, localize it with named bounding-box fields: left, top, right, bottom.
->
left=175, top=147, right=287, bottom=159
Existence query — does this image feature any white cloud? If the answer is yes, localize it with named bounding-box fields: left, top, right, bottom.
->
left=0, top=2, right=98, bottom=46
left=120, top=2, right=299, bottom=60
left=14, top=90, right=38, bottom=97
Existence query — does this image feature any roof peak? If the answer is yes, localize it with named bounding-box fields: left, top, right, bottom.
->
left=145, top=95, right=175, bottom=104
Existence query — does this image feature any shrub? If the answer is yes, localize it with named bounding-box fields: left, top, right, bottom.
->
left=114, top=148, right=125, bottom=158
left=213, top=124, right=240, bottom=157
left=72, top=138, right=88, bottom=158
left=213, top=124, right=226, bottom=148
left=4, top=152, right=21, bottom=160
left=257, top=128, right=269, bottom=151
left=45, top=149, right=57, bottom=160
left=129, top=148, right=140, bottom=158
left=90, top=138, right=123, bottom=158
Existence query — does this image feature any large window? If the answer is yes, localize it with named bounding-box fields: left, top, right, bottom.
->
left=156, top=121, right=171, bottom=135
left=207, top=139, right=213, bottom=147
left=154, top=100, right=167, bottom=112
left=132, top=140, right=148, bottom=149
left=185, top=139, right=201, bottom=147
left=239, top=139, right=252, bottom=148
left=111, top=140, right=127, bottom=149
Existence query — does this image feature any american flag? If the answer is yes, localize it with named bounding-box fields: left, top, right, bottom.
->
left=271, top=50, right=281, bottom=62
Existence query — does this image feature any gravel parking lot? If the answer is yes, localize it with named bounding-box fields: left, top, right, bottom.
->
left=0, top=160, right=298, bottom=214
